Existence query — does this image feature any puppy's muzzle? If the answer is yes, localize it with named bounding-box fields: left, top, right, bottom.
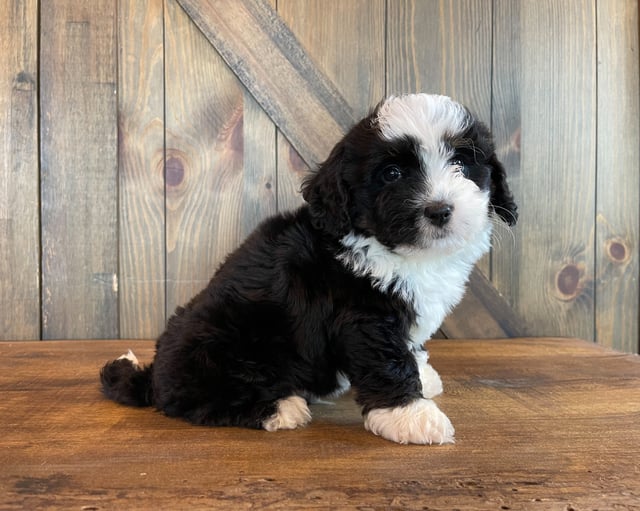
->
left=424, top=202, right=454, bottom=227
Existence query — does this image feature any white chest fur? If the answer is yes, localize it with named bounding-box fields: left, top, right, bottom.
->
left=338, top=231, right=491, bottom=349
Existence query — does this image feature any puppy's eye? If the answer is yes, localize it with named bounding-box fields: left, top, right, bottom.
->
left=382, top=165, right=402, bottom=183
left=449, top=159, right=467, bottom=175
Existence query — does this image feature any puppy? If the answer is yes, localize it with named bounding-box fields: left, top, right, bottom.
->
left=101, top=94, right=517, bottom=445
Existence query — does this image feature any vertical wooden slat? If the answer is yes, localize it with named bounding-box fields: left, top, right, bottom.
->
left=118, top=0, right=166, bottom=338
left=386, top=0, right=492, bottom=120
left=492, top=0, right=597, bottom=342
left=277, top=0, right=386, bottom=212
left=0, top=0, right=39, bottom=340
left=164, top=0, right=242, bottom=311
left=40, top=0, right=119, bottom=339
left=490, top=0, right=522, bottom=315
left=164, top=0, right=276, bottom=313
left=595, top=0, right=639, bottom=352
left=236, top=1, right=277, bottom=241
left=241, top=92, right=277, bottom=239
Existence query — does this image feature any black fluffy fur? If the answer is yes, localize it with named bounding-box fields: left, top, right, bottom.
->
left=100, top=98, right=517, bottom=429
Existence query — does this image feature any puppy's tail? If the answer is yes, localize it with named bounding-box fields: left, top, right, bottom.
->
left=100, top=350, right=153, bottom=407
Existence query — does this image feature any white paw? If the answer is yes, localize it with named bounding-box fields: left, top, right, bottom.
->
left=117, top=349, right=140, bottom=368
left=413, top=349, right=443, bottom=398
left=262, top=396, right=311, bottom=432
left=364, top=398, right=455, bottom=445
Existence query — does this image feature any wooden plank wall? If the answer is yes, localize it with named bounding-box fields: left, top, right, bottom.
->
left=0, top=0, right=638, bottom=353
left=493, top=1, right=599, bottom=343
left=0, top=0, right=39, bottom=339
left=118, top=0, right=165, bottom=338
left=39, top=0, right=119, bottom=339
left=595, top=0, right=640, bottom=353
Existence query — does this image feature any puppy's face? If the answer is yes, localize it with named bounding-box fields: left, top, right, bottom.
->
left=303, top=94, right=517, bottom=252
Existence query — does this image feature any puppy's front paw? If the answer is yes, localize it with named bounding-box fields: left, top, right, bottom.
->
left=262, top=396, right=311, bottom=432
left=364, top=398, right=455, bottom=445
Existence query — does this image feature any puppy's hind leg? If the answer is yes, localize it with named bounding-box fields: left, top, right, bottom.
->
left=262, top=395, right=312, bottom=432
left=101, top=350, right=153, bottom=407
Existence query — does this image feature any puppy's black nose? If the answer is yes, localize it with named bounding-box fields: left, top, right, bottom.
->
left=425, top=202, right=454, bottom=227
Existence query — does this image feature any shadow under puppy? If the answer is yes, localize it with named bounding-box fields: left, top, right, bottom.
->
left=101, top=93, right=517, bottom=445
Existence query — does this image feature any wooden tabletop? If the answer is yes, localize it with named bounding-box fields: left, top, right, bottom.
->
left=1, top=338, right=639, bottom=510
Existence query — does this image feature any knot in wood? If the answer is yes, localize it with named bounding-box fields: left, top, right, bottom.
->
left=555, top=263, right=583, bottom=301
left=13, top=71, right=35, bottom=91
left=165, top=155, right=185, bottom=187
left=605, top=239, right=630, bottom=264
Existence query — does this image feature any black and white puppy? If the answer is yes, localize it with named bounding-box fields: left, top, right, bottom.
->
left=101, top=93, right=517, bottom=445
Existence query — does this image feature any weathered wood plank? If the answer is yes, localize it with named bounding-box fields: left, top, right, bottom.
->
left=595, top=0, right=639, bottom=353
left=276, top=0, right=385, bottom=212
left=164, top=0, right=276, bottom=313
left=118, top=0, right=166, bottom=338
left=492, top=0, right=597, bottom=342
left=386, top=0, right=493, bottom=118
left=235, top=1, right=278, bottom=240
left=0, top=0, right=39, bottom=340
left=164, top=0, right=243, bottom=311
left=40, top=0, right=119, bottom=339
left=489, top=0, right=523, bottom=330
left=2, top=338, right=640, bottom=508
left=176, top=0, right=355, bottom=169
left=240, top=91, right=277, bottom=239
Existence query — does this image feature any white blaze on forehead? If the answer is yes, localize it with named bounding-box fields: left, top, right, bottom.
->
left=376, top=94, right=478, bottom=200
left=375, top=94, right=470, bottom=149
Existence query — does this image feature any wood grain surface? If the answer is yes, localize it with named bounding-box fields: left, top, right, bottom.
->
left=1, top=337, right=639, bottom=509
left=490, top=0, right=523, bottom=318
left=594, top=0, right=639, bottom=352
left=0, top=0, right=39, bottom=339
left=118, top=0, right=166, bottom=338
left=39, top=0, right=119, bottom=339
left=165, top=0, right=242, bottom=312
left=492, top=0, right=597, bottom=343
left=386, top=0, right=492, bottom=118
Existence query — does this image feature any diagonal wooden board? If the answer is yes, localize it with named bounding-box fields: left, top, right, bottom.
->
left=177, top=0, right=355, bottom=167
left=175, top=0, right=526, bottom=338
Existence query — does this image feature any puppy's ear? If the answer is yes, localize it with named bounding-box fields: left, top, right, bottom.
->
left=488, top=154, right=518, bottom=226
left=301, top=142, right=352, bottom=237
